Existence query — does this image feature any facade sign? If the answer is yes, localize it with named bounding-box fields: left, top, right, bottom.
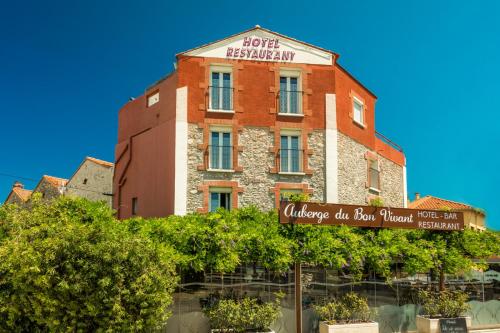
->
left=183, top=31, right=333, bottom=65
left=279, top=201, right=464, bottom=231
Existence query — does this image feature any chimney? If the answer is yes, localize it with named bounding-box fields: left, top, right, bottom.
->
left=415, top=192, right=420, bottom=200
left=13, top=181, right=24, bottom=189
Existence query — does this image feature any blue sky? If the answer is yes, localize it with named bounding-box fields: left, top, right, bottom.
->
left=0, top=0, right=498, bottom=229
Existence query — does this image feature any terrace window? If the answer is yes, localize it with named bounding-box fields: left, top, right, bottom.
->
left=209, top=66, right=233, bottom=111
left=279, top=72, right=302, bottom=115
left=209, top=130, right=232, bottom=170
left=280, top=134, right=302, bottom=173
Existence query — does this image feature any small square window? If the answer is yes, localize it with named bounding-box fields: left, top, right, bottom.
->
left=353, top=98, right=364, bottom=125
left=132, top=197, right=138, bottom=215
left=209, top=188, right=231, bottom=212
left=368, top=160, right=380, bottom=191
left=147, top=92, right=159, bottom=107
left=280, top=189, right=302, bottom=201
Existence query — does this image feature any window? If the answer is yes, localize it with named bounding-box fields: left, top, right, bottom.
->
left=132, top=197, right=138, bottom=215
left=368, top=160, right=380, bottom=191
left=147, top=92, right=159, bottom=107
left=279, top=72, right=302, bottom=114
left=280, top=134, right=302, bottom=173
left=210, top=66, right=232, bottom=111
left=280, top=189, right=302, bottom=201
left=209, top=188, right=231, bottom=212
left=209, top=129, right=232, bottom=170
left=353, top=97, right=364, bottom=125
left=82, top=178, right=88, bottom=185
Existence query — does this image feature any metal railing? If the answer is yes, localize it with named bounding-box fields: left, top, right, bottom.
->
left=208, top=86, right=234, bottom=111
left=375, top=131, right=403, bottom=152
left=208, top=145, right=233, bottom=170
left=278, top=89, right=303, bottom=114
left=278, top=149, right=304, bottom=173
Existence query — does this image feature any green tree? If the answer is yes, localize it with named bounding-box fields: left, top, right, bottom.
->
left=0, top=196, right=178, bottom=332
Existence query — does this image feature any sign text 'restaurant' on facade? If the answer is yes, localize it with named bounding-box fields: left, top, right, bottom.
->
left=279, top=201, right=464, bottom=230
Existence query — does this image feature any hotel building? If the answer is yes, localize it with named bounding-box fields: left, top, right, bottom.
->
left=113, top=26, right=407, bottom=219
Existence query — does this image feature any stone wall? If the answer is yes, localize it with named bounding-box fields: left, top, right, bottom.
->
left=337, top=132, right=404, bottom=208
left=186, top=125, right=325, bottom=212
left=65, top=160, right=114, bottom=207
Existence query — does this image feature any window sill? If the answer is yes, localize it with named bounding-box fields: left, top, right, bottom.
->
left=368, top=187, right=381, bottom=194
left=207, top=168, right=235, bottom=173
left=207, top=109, right=235, bottom=114
left=353, top=119, right=367, bottom=129
left=277, top=113, right=304, bottom=117
left=279, top=172, right=306, bottom=176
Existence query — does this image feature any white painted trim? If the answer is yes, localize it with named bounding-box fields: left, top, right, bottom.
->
left=277, top=113, right=304, bottom=117
left=174, top=87, right=188, bottom=215
left=325, top=93, right=339, bottom=204
left=278, top=172, right=306, bottom=176
left=403, top=164, right=408, bottom=208
left=207, top=109, right=235, bottom=114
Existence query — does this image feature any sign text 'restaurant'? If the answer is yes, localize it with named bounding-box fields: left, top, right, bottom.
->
left=279, top=202, right=464, bottom=230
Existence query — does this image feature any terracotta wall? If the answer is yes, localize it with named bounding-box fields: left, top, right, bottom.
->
left=113, top=73, right=177, bottom=218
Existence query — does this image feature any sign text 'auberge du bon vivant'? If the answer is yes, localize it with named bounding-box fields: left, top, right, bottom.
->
left=279, top=201, right=464, bottom=231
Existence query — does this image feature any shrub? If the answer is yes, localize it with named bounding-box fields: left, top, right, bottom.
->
left=418, top=290, right=470, bottom=318
left=0, top=197, right=178, bottom=332
left=203, top=294, right=282, bottom=332
left=314, top=292, right=371, bottom=325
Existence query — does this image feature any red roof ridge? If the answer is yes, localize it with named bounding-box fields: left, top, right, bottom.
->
left=86, top=156, right=114, bottom=168
left=12, top=187, right=32, bottom=202
left=408, top=194, right=474, bottom=211
left=42, top=175, right=68, bottom=188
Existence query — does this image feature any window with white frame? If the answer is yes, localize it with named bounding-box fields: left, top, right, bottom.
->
left=209, top=127, right=232, bottom=170
left=353, top=97, right=364, bottom=125
left=279, top=70, right=302, bottom=114
left=280, top=132, right=302, bottom=173
left=368, top=159, right=380, bottom=191
left=210, top=66, right=233, bottom=111
left=209, top=187, right=231, bottom=212
left=147, top=92, right=159, bottom=107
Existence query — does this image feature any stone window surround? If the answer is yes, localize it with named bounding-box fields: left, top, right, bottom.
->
left=196, top=119, right=243, bottom=172
left=270, top=182, right=313, bottom=208
left=349, top=90, right=367, bottom=129
left=269, top=64, right=313, bottom=116
left=197, top=180, right=243, bottom=213
left=365, top=151, right=382, bottom=203
left=198, top=59, right=245, bottom=114
left=269, top=122, right=313, bottom=175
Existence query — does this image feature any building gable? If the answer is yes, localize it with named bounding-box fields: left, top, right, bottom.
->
left=180, top=27, right=335, bottom=66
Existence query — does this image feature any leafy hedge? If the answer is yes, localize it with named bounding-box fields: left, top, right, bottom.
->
left=0, top=197, right=498, bottom=331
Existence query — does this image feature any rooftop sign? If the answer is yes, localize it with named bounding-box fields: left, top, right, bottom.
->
left=279, top=201, right=464, bottom=231
left=182, top=29, right=333, bottom=65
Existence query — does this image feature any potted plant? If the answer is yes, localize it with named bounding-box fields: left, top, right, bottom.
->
left=314, top=292, right=378, bottom=333
left=202, top=293, right=282, bottom=332
left=416, top=290, right=471, bottom=333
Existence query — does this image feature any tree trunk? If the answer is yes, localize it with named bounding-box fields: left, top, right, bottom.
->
left=439, top=269, right=446, bottom=292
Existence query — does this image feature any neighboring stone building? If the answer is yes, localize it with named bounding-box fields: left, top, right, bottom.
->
left=32, top=175, right=68, bottom=201
left=3, top=157, right=114, bottom=207
left=114, top=26, right=407, bottom=219
left=408, top=193, right=486, bottom=231
left=4, top=182, right=32, bottom=205
left=65, top=157, right=114, bottom=206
